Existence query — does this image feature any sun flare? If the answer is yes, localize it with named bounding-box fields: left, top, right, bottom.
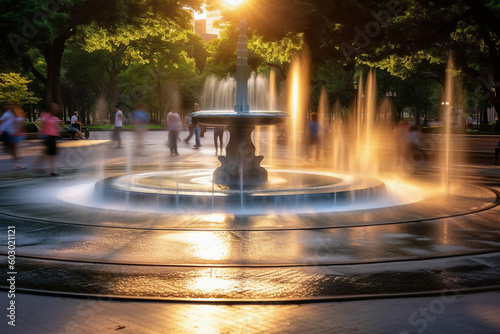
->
left=225, top=0, right=246, bottom=7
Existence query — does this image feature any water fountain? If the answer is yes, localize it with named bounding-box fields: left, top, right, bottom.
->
left=1, top=21, right=499, bottom=303
left=191, top=19, right=287, bottom=187
left=94, top=19, right=390, bottom=212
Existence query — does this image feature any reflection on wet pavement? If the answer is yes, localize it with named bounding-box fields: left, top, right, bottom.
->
left=0, top=170, right=499, bottom=301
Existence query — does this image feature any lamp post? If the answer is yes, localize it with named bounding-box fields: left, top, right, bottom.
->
left=385, top=89, right=396, bottom=98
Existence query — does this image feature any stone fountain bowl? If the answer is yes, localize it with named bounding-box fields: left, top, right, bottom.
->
left=93, top=170, right=387, bottom=214
left=191, top=110, right=288, bottom=126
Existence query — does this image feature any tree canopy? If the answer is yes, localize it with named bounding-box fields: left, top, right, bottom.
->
left=0, top=0, right=205, bottom=109
left=1, top=0, right=500, bottom=129
left=0, top=72, right=41, bottom=106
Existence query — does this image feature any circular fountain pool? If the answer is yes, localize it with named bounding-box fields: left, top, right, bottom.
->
left=93, top=169, right=387, bottom=214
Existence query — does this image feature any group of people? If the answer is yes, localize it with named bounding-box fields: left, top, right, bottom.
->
left=113, top=103, right=151, bottom=154
left=167, top=102, right=225, bottom=156
left=112, top=102, right=225, bottom=157
left=0, top=103, right=64, bottom=175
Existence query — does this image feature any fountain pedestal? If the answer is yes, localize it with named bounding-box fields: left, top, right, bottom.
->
left=214, top=125, right=267, bottom=187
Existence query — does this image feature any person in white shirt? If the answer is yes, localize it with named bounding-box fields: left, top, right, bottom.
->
left=69, top=111, right=83, bottom=139
left=114, top=105, right=124, bottom=148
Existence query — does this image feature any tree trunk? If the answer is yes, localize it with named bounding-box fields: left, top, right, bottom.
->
left=107, top=59, right=125, bottom=115
left=43, top=38, right=65, bottom=109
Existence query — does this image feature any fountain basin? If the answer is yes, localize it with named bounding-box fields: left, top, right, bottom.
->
left=191, top=110, right=288, bottom=126
left=94, top=169, right=386, bottom=213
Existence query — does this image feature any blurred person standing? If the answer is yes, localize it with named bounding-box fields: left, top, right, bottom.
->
left=405, top=124, right=423, bottom=160
left=10, top=106, right=27, bottom=169
left=214, top=126, right=224, bottom=155
left=466, top=114, right=473, bottom=131
left=132, top=102, right=150, bottom=155
left=0, top=105, right=15, bottom=141
left=192, top=103, right=203, bottom=149
left=306, top=112, right=320, bottom=161
left=0, top=105, right=15, bottom=153
left=166, top=106, right=182, bottom=156
left=113, top=105, right=124, bottom=148
left=184, top=103, right=198, bottom=143
left=393, top=120, right=409, bottom=159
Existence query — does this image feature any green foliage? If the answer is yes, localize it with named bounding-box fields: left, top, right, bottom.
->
left=0, top=72, right=41, bottom=106
left=313, top=61, right=354, bottom=108
left=249, top=33, right=304, bottom=67
left=0, top=0, right=205, bottom=108
left=204, top=23, right=239, bottom=77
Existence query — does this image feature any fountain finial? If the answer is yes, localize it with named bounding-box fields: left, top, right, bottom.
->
left=235, top=19, right=250, bottom=113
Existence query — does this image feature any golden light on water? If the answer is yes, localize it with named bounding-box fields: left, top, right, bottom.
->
left=204, top=213, right=226, bottom=223
left=191, top=273, right=236, bottom=293
left=188, top=232, right=230, bottom=261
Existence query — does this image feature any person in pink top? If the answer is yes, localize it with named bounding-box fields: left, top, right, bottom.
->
left=35, top=103, right=62, bottom=176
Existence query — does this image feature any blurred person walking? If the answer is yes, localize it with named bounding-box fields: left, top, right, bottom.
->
left=166, top=106, right=182, bottom=156
left=34, top=103, right=62, bottom=176
left=184, top=103, right=199, bottom=143
left=0, top=105, right=27, bottom=169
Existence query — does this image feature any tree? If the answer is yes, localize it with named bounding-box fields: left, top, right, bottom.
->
left=0, top=0, right=204, bottom=109
left=357, top=0, right=500, bottom=130
left=0, top=72, right=41, bottom=106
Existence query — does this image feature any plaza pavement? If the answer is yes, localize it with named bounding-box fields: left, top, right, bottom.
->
left=1, top=129, right=500, bottom=334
